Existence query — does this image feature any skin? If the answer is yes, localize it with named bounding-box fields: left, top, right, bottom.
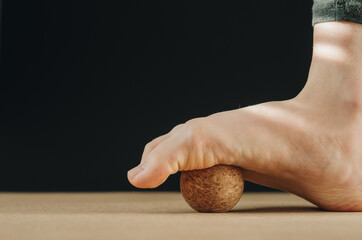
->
left=128, top=22, right=362, bottom=211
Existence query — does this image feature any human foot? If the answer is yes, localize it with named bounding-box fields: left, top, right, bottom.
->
left=128, top=98, right=362, bottom=211
left=128, top=22, right=362, bottom=211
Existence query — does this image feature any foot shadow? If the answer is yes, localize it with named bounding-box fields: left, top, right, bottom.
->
left=229, top=206, right=321, bottom=213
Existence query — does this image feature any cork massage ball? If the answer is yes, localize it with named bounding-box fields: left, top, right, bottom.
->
left=180, top=164, right=244, bottom=213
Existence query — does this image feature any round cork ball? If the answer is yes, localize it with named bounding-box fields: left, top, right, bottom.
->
left=180, top=164, right=244, bottom=213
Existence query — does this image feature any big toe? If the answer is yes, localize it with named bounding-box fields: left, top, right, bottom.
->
left=128, top=161, right=174, bottom=188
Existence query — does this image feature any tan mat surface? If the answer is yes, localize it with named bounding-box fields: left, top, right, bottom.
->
left=0, top=192, right=361, bottom=240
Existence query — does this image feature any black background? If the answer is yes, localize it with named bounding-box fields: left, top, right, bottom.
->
left=0, top=0, right=313, bottom=191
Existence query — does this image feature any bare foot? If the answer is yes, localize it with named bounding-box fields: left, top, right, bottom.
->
left=128, top=22, right=362, bottom=211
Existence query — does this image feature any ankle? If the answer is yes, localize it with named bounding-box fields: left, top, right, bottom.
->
left=296, top=22, right=362, bottom=113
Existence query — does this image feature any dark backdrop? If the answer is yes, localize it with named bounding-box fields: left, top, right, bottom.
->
left=0, top=0, right=313, bottom=191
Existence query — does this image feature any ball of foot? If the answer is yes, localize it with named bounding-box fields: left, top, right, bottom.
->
left=180, top=164, right=244, bottom=213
